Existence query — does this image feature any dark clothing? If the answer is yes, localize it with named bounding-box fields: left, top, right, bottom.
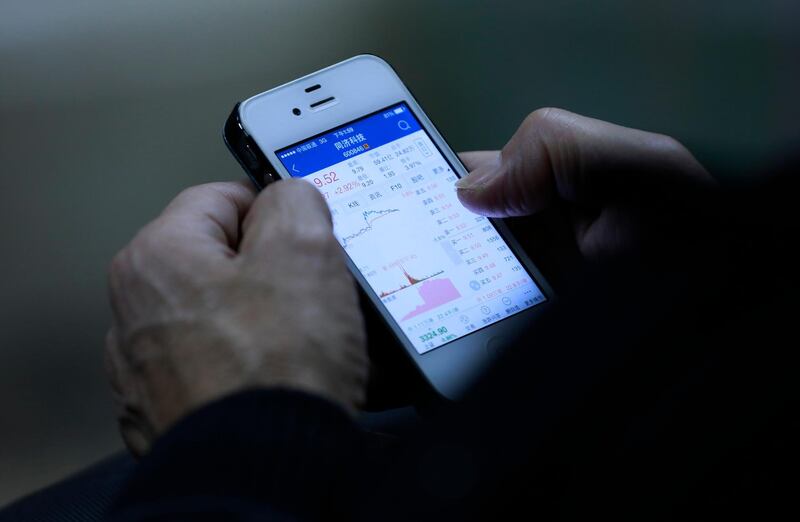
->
left=108, top=170, right=799, bottom=521
left=0, top=453, right=136, bottom=522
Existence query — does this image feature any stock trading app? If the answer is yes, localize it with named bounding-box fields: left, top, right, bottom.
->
left=276, top=102, right=546, bottom=354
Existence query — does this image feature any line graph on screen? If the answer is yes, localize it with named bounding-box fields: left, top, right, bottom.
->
left=339, top=208, right=400, bottom=248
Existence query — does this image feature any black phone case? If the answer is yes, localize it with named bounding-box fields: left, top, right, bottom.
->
left=223, top=103, right=277, bottom=189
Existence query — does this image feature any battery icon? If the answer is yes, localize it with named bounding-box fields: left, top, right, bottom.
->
left=394, top=107, right=404, bottom=114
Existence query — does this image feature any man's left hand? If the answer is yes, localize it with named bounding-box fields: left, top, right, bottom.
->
left=106, top=180, right=368, bottom=457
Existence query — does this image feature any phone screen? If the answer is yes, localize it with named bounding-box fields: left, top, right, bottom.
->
left=275, top=102, right=546, bottom=354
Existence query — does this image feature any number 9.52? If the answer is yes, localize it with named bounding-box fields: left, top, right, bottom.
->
left=313, top=171, right=339, bottom=187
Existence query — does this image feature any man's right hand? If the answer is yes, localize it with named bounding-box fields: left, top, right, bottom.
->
left=456, top=108, right=714, bottom=261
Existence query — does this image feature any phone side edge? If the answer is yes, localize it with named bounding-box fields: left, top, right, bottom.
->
left=223, top=103, right=277, bottom=190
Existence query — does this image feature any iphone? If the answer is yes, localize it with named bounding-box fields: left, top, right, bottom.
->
left=223, top=55, right=552, bottom=399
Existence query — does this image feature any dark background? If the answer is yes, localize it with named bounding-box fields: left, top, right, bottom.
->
left=1, top=0, right=798, bottom=506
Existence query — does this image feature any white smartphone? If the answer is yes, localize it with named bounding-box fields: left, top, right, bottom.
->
left=224, top=55, right=552, bottom=399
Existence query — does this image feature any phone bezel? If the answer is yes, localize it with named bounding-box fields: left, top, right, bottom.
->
left=226, top=55, right=553, bottom=399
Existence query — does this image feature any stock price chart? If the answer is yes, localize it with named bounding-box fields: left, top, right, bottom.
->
left=281, top=103, right=545, bottom=353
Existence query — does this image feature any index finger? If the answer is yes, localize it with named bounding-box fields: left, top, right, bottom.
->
left=157, top=180, right=256, bottom=251
left=456, top=108, right=712, bottom=218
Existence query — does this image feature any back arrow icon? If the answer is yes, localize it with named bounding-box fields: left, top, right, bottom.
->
left=292, top=163, right=300, bottom=174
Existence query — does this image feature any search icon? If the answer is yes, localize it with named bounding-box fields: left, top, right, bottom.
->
left=397, top=120, right=410, bottom=131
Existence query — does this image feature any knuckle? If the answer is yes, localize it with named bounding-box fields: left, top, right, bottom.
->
left=172, top=183, right=238, bottom=211
left=172, top=185, right=205, bottom=206
left=178, top=183, right=215, bottom=200
left=652, top=133, right=688, bottom=157
left=197, top=181, right=235, bottom=192
left=191, top=181, right=251, bottom=202
left=523, top=107, right=569, bottom=131
left=517, top=108, right=579, bottom=156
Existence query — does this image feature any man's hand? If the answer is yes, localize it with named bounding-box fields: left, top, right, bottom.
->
left=106, top=180, right=368, bottom=457
left=457, top=108, right=714, bottom=260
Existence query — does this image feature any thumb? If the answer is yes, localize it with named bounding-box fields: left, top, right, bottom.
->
left=455, top=108, right=710, bottom=218
left=239, top=179, right=334, bottom=262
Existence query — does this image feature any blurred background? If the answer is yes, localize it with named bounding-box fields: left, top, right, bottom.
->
left=1, top=0, right=798, bottom=507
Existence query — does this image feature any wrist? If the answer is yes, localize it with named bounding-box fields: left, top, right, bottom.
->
left=122, top=319, right=364, bottom=434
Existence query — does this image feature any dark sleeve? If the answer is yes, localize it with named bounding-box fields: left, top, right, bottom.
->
left=367, top=170, right=800, bottom=521
left=107, top=388, right=367, bottom=521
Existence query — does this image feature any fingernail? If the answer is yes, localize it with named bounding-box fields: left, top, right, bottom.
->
left=455, top=168, right=494, bottom=191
